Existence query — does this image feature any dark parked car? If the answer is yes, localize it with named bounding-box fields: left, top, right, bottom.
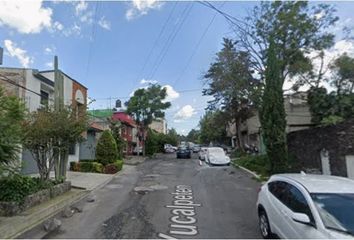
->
left=176, top=146, right=191, bottom=159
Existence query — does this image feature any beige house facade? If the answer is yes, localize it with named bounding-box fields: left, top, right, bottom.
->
left=227, top=92, right=314, bottom=152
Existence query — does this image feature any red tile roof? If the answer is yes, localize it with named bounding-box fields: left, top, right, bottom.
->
left=112, top=112, right=136, bottom=127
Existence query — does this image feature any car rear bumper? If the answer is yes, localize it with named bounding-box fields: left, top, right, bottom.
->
left=177, top=153, right=191, bottom=158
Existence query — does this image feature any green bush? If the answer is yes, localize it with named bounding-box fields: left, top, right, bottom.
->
left=79, top=159, right=95, bottom=163
left=0, top=175, right=55, bottom=203
left=93, top=162, right=104, bottom=173
left=96, top=130, right=118, bottom=166
left=104, top=164, right=118, bottom=174
left=79, top=162, right=95, bottom=172
left=114, top=160, right=123, bottom=171
left=234, top=155, right=271, bottom=178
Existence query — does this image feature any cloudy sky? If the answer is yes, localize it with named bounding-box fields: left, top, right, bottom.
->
left=1, top=1, right=354, bottom=135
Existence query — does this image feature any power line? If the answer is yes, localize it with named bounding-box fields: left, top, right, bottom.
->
left=0, top=73, right=51, bottom=100
left=147, top=3, right=194, bottom=80
left=92, top=88, right=202, bottom=101
left=172, top=2, right=225, bottom=87
left=84, top=1, right=100, bottom=83
left=134, top=2, right=178, bottom=86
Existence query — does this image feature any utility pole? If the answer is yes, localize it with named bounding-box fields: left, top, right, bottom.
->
left=54, top=56, right=64, bottom=110
left=53, top=56, right=67, bottom=180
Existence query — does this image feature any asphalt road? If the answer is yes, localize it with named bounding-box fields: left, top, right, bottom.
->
left=25, top=153, right=261, bottom=239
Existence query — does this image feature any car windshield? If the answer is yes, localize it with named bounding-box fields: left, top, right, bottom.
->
left=208, top=148, right=224, bottom=154
left=311, top=193, right=354, bottom=236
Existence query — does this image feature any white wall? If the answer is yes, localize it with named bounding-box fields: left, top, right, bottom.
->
left=68, top=144, right=80, bottom=167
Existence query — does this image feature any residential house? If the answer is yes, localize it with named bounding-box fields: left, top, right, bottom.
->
left=112, top=111, right=141, bottom=155
left=0, top=67, right=88, bottom=174
left=149, top=118, right=168, bottom=134
left=227, top=92, right=314, bottom=152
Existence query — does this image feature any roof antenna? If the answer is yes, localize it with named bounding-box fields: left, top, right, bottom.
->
left=300, top=171, right=306, bottom=176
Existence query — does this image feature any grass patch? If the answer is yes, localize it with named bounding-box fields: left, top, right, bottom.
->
left=232, top=154, right=270, bottom=180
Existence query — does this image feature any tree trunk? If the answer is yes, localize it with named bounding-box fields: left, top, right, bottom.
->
left=235, top=117, right=244, bottom=152
left=54, top=148, right=60, bottom=181
left=142, top=126, right=146, bottom=157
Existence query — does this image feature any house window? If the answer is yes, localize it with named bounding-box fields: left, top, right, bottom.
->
left=69, top=143, right=76, bottom=155
left=40, top=90, right=49, bottom=105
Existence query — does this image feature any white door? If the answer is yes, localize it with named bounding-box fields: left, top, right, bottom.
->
left=346, top=155, right=354, bottom=180
left=320, top=149, right=331, bottom=175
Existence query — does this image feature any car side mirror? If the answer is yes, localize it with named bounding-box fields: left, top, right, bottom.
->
left=292, top=212, right=311, bottom=225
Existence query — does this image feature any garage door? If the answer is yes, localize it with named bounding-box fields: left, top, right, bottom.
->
left=346, top=155, right=354, bottom=180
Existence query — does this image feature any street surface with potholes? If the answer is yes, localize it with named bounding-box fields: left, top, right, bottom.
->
left=21, top=153, right=261, bottom=239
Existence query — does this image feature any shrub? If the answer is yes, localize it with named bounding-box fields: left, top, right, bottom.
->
left=114, top=160, right=123, bottom=172
left=96, top=130, right=118, bottom=166
left=72, top=162, right=80, bottom=172
left=79, top=162, right=95, bottom=172
left=93, top=162, right=104, bottom=173
left=79, top=159, right=95, bottom=163
left=104, top=164, right=118, bottom=174
left=0, top=175, right=56, bottom=203
left=234, top=155, right=271, bottom=178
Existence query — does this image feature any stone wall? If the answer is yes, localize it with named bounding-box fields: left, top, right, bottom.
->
left=287, top=120, right=354, bottom=176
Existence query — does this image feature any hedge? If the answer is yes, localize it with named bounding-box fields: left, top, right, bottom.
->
left=70, top=160, right=123, bottom=174
left=233, top=155, right=270, bottom=178
left=104, top=160, right=124, bottom=174
left=0, top=175, right=57, bottom=203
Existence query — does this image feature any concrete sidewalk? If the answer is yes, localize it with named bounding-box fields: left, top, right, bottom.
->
left=67, top=171, right=115, bottom=190
left=0, top=169, right=125, bottom=238
left=124, top=155, right=146, bottom=165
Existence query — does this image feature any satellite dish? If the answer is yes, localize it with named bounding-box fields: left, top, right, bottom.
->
left=115, top=99, right=121, bottom=108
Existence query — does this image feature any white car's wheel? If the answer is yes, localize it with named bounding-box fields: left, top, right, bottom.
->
left=258, top=210, right=273, bottom=239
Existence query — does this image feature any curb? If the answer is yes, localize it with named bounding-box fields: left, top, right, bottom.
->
left=231, top=159, right=261, bottom=179
left=0, top=189, right=89, bottom=239
left=1, top=168, right=128, bottom=239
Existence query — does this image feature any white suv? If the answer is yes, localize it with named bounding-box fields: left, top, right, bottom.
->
left=257, top=173, right=354, bottom=239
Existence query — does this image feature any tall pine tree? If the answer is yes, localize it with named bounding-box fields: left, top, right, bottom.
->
left=261, top=38, right=288, bottom=174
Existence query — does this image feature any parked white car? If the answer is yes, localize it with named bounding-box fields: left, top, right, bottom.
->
left=257, top=173, right=354, bottom=239
left=205, top=147, right=230, bottom=166
left=198, top=147, right=208, bottom=160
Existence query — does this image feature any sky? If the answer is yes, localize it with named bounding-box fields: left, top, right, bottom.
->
left=1, top=1, right=354, bottom=135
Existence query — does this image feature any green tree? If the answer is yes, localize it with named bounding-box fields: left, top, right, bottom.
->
left=203, top=38, right=259, bottom=150
left=307, top=54, right=354, bottom=125
left=199, top=110, right=227, bottom=145
left=186, top=129, right=200, bottom=143
left=125, top=84, right=171, bottom=156
left=260, top=39, right=288, bottom=174
left=166, top=128, right=179, bottom=146
left=229, top=1, right=338, bottom=86
left=24, top=106, right=87, bottom=181
left=0, top=87, right=26, bottom=174
left=108, top=119, right=126, bottom=159
left=95, top=130, right=118, bottom=166
left=145, top=128, right=159, bottom=156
